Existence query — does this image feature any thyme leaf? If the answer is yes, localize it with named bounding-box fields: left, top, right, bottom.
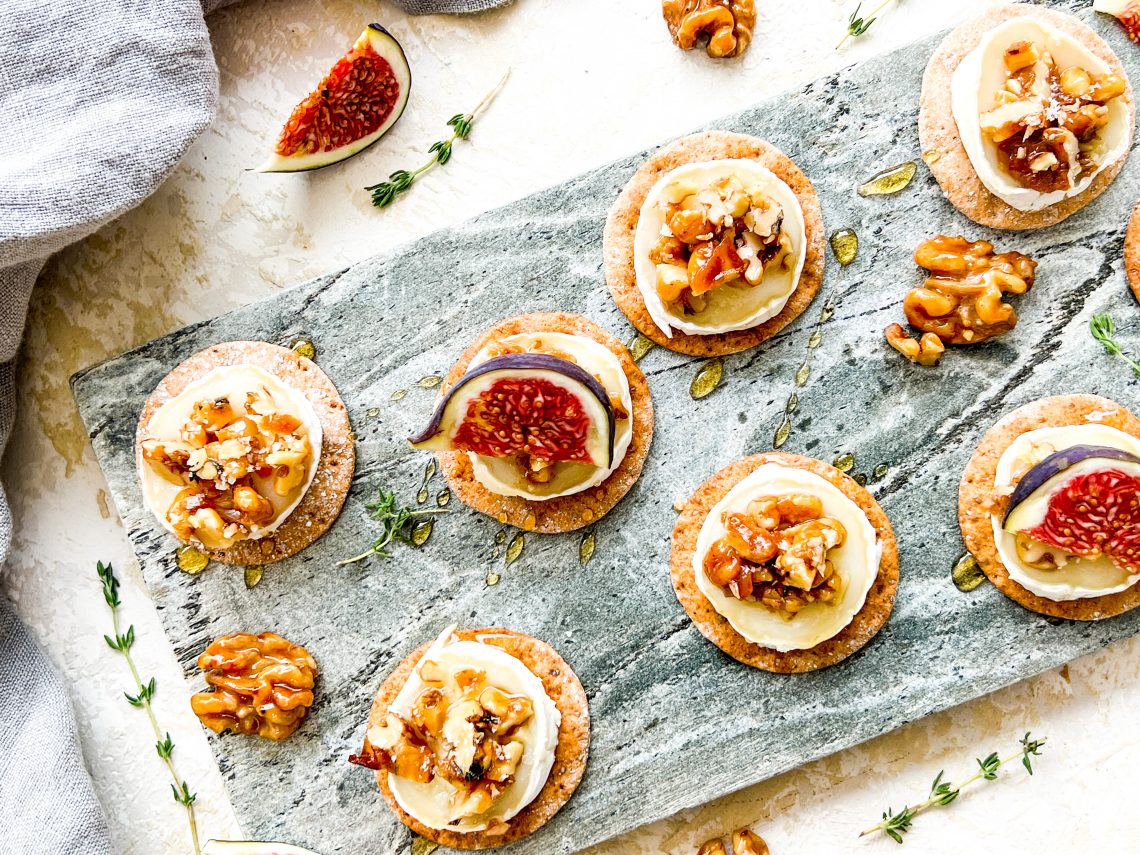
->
left=338, top=489, right=449, bottom=565
left=366, top=69, right=509, bottom=208
left=859, top=732, right=1046, bottom=843
left=97, top=562, right=201, bottom=854
left=837, top=0, right=898, bottom=49
left=1090, top=312, right=1140, bottom=376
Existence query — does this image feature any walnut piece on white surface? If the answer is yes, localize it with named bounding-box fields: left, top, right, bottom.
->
left=662, top=0, right=756, bottom=58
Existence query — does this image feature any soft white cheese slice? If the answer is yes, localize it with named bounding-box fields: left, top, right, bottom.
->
left=387, top=626, right=561, bottom=832
left=693, top=464, right=881, bottom=652
left=633, top=159, right=807, bottom=338
left=991, top=423, right=1140, bottom=600
left=465, top=332, right=633, bottom=500
left=951, top=16, right=1131, bottom=211
left=139, top=364, right=322, bottom=540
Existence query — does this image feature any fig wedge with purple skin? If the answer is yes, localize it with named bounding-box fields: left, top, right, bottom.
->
left=1004, top=444, right=1140, bottom=574
left=409, top=354, right=617, bottom=468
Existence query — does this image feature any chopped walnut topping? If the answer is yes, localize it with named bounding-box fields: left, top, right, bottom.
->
left=663, top=0, right=755, bottom=58
left=190, top=632, right=317, bottom=741
left=649, top=174, right=789, bottom=316
left=703, top=493, right=847, bottom=618
left=141, top=387, right=313, bottom=549
left=349, top=656, right=536, bottom=822
left=979, top=39, right=1125, bottom=193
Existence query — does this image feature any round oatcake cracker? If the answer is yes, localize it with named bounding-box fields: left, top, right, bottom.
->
left=958, top=393, right=1140, bottom=620
left=367, top=627, right=590, bottom=850
left=135, top=341, right=355, bottom=566
left=670, top=453, right=899, bottom=673
left=602, top=130, right=825, bottom=356
left=919, top=3, right=1135, bottom=230
left=431, top=312, right=653, bottom=534
left=1125, top=202, right=1140, bottom=302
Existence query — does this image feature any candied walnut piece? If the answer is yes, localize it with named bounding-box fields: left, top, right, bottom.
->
left=885, top=323, right=945, bottom=366
left=702, top=492, right=848, bottom=618
left=190, top=631, right=317, bottom=741
left=886, top=235, right=1036, bottom=366
left=698, top=840, right=728, bottom=855
left=663, top=0, right=756, bottom=58
left=732, top=829, right=770, bottom=855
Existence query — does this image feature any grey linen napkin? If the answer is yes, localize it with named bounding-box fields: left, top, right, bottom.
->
left=0, top=0, right=509, bottom=852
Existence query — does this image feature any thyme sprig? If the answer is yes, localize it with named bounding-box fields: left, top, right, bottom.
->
left=837, top=0, right=898, bottom=49
left=338, top=489, right=449, bottom=565
left=366, top=69, right=510, bottom=208
left=860, top=732, right=1045, bottom=844
left=98, top=561, right=201, bottom=854
left=1090, top=312, right=1140, bottom=376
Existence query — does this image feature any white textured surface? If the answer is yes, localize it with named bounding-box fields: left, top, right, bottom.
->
left=6, top=1, right=1140, bottom=853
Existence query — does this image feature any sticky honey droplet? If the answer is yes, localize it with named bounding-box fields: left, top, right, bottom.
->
left=872, top=462, right=890, bottom=481
left=486, top=570, right=501, bottom=587
left=922, top=149, right=942, bottom=166
left=366, top=406, right=380, bottom=419
left=794, top=362, right=811, bottom=386
left=390, top=388, right=408, bottom=401
left=243, top=565, right=264, bottom=589
left=416, top=487, right=429, bottom=504
left=505, top=533, right=524, bottom=566
left=436, top=488, right=451, bottom=507
left=411, top=520, right=433, bottom=547
left=952, top=553, right=986, bottom=592
left=690, top=358, right=724, bottom=400
left=857, top=161, right=917, bottom=197
left=807, top=330, right=823, bottom=350
left=177, top=546, right=209, bottom=575
left=829, top=228, right=859, bottom=267
left=627, top=333, right=655, bottom=363
left=579, top=530, right=596, bottom=567
left=290, top=337, right=317, bottom=361
left=416, top=374, right=442, bottom=389
left=833, top=452, right=855, bottom=472
left=853, top=472, right=868, bottom=486
left=785, top=392, right=798, bottom=416
left=494, top=528, right=508, bottom=545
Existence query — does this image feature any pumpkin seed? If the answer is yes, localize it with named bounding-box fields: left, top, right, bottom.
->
left=177, top=546, right=208, bottom=575
left=243, top=565, right=264, bottom=589
left=829, top=228, right=859, bottom=266
left=857, top=161, right=917, bottom=196
left=690, top=358, right=724, bottom=400
left=411, top=520, right=433, bottom=547
left=833, top=452, right=855, bottom=472
left=952, top=553, right=986, bottom=592
left=579, top=530, right=596, bottom=567
left=505, top=533, right=524, bottom=566
left=627, top=332, right=655, bottom=363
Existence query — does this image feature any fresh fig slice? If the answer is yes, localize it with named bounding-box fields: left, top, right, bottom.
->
left=257, top=25, right=411, bottom=173
left=1095, top=0, right=1140, bottom=43
left=202, top=841, right=322, bottom=855
left=409, top=354, right=616, bottom=468
left=1003, top=444, right=1140, bottom=574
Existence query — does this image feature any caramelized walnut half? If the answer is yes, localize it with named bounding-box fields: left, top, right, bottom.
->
left=703, top=493, right=847, bottom=618
left=349, top=658, right=536, bottom=823
left=979, top=39, right=1126, bottom=193
left=886, top=235, right=1036, bottom=364
left=663, top=0, right=756, bottom=58
left=190, top=632, right=317, bottom=741
left=907, top=236, right=1036, bottom=345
